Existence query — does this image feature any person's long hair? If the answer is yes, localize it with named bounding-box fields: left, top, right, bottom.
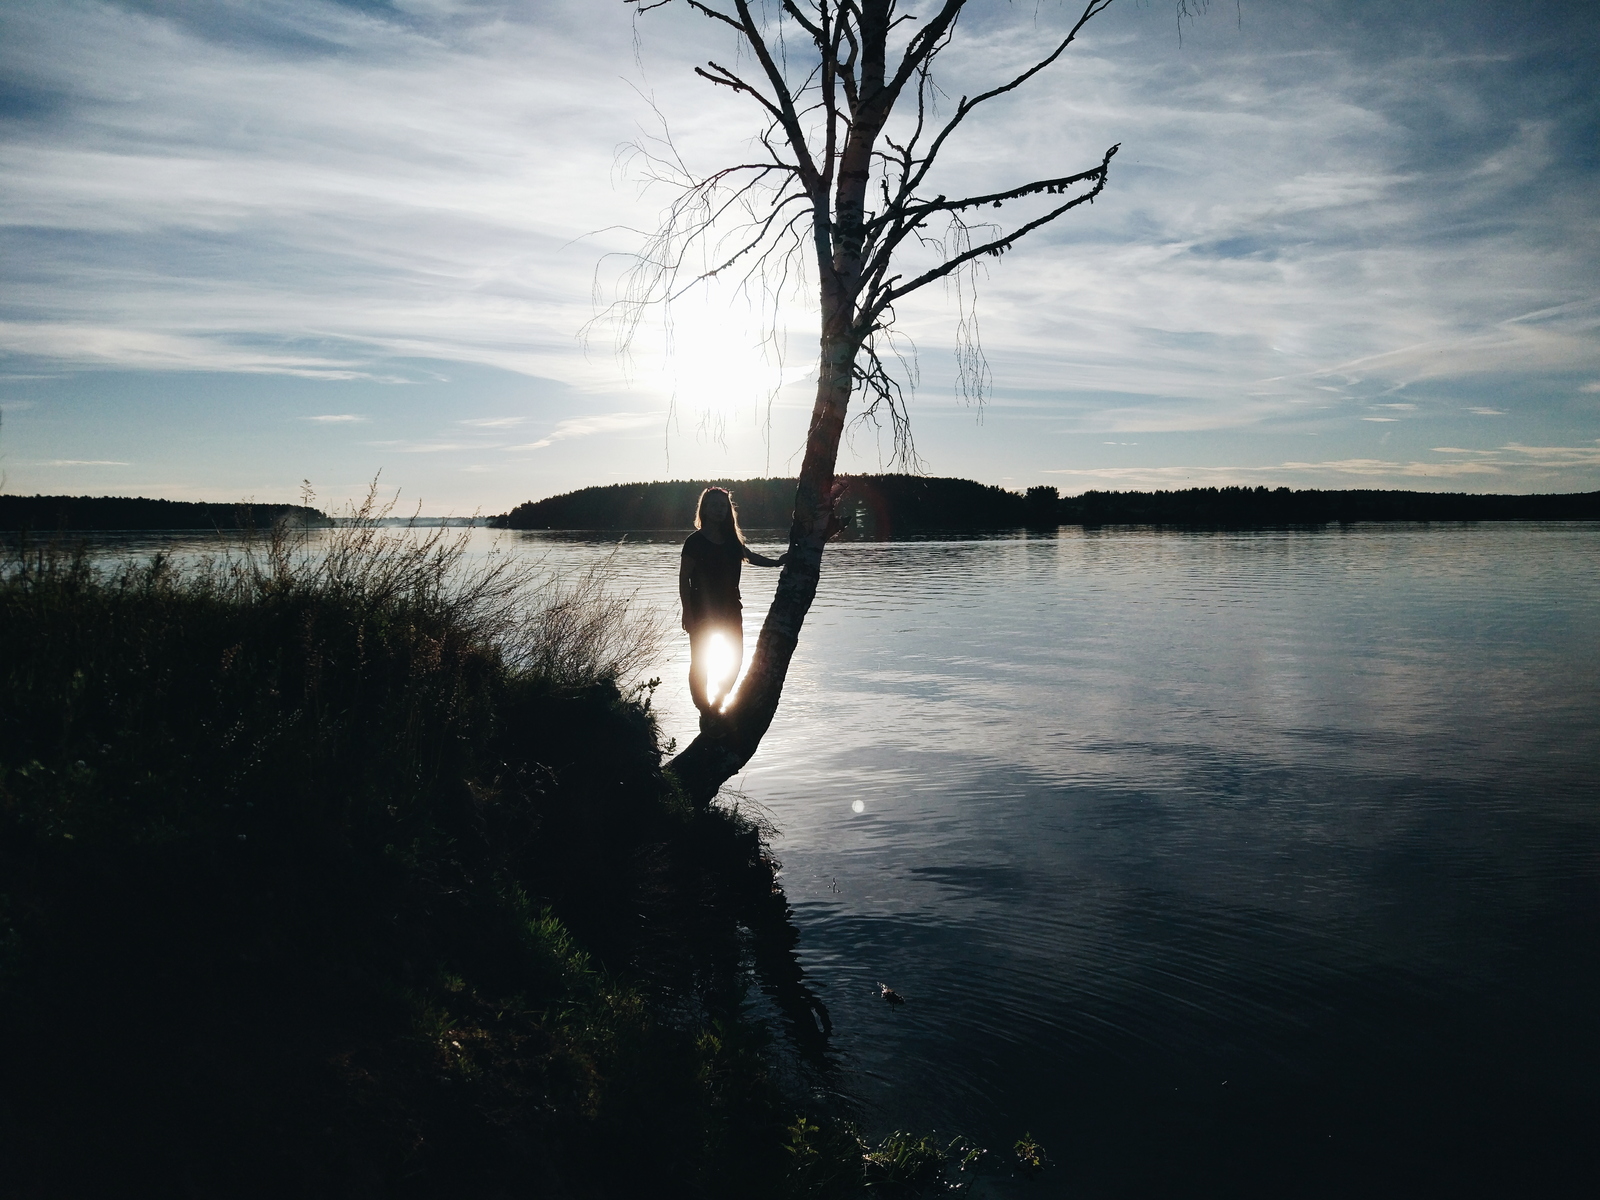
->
left=693, top=486, right=745, bottom=545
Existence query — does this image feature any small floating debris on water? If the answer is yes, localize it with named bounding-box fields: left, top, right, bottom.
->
left=878, top=982, right=906, bottom=1005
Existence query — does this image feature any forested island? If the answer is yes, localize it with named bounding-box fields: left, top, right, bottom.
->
left=495, top=477, right=1600, bottom=534
left=0, top=494, right=326, bottom=531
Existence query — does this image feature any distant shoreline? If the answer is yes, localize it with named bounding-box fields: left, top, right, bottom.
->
left=6, top=483, right=1596, bottom=534
left=492, top=476, right=1600, bottom=535
left=0, top=494, right=493, bottom=532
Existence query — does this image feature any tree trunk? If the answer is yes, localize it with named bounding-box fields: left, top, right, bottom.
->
left=657, top=0, right=1119, bottom=803
left=664, top=3, right=887, bottom=804
left=666, top=317, right=854, bottom=804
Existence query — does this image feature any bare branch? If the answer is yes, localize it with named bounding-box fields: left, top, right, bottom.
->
left=695, top=61, right=786, bottom=120
left=849, top=327, right=924, bottom=472
left=779, top=0, right=825, bottom=42
left=684, top=0, right=745, bottom=30
left=869, top=158, right=1119, bottom=237
left=729, top=0, right=827, bottom=196
left=901, top=0, right=1115, bottom=199
left=876, top=144, right=1119, bottom=315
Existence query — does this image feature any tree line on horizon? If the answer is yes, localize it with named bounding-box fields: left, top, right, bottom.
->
left=4, top=483, right=1594, bottom=536
left=492, top=476, right=1600, bottom=534
left=0, top=494, right=325, bottom=532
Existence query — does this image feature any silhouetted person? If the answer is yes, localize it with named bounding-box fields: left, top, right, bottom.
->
left=680, top=487, right=785, bottom=729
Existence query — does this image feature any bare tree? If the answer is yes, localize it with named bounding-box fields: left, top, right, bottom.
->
left=620, top=0, right=1123, bottom=802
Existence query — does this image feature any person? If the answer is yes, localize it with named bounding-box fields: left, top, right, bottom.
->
left=680, top=487, right=785, bottom=724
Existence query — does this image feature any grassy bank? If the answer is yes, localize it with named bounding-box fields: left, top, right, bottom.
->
left=0, top=516, right=1012, bottom=1198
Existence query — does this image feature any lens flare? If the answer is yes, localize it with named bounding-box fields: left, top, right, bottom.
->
left=705, top=631, right=738, bottom=703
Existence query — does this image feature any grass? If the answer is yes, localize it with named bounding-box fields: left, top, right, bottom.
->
left=0, top=497, right=1039, bottom=1197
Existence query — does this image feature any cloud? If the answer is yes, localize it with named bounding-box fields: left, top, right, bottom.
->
left=305, top=413, right=366, bottom=423
left=1043, top=440, right=1600, bottom=490
left=505, top=411, right=663, bottom=452
left=0, top=0, right=1595, bottom=501
left=1044, top=458, right=1504, bottom=483
left=1434, top=442, right=1600, bottom=466
left=29, top=459, right=130, bottom=466
left=369, top=441, right=481, bottom=454
left=0, top=322, right=381, bottom=379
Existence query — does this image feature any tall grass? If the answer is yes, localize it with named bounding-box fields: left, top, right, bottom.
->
left=203, top=482, right=663, bottom=686
left=0, top=496, right=1016, bottom=1197
left=0, top=494, right=771, bottom=1197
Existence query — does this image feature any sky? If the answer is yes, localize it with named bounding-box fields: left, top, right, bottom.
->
left=1, top=0, right=1597, bottom=513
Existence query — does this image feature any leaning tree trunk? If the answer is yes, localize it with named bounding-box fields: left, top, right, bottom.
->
left=665, top=317, right=855, bottom=804
left=647, top=0, right=1123, bottom=802
left=665, top=2, right=893, bottom=804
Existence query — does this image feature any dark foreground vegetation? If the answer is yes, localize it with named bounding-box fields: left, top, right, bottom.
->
left=0, top=494, right=327, bottom=532
left=495, top=478, right=1600, bottom=535
left=0, top=517, right=1023, bottom=1198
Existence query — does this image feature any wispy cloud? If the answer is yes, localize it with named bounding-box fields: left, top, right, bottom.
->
left=29, top=459, right=131, bottom=467
left=369, top=441, right=481, bottom=454
left=1043, top=441, right=1600, bottom=490
left=506, top=411, right=664, bottom=452
left=305, top=413, right=366, bottom=423
left=0, top=323, right=381, bottom=379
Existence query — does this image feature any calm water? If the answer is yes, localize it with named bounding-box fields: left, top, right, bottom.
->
left=67, top=523, right=1600, bottom=1196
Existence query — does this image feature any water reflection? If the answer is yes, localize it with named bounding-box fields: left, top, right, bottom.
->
left=729, top=523, right=1599, bottom=1197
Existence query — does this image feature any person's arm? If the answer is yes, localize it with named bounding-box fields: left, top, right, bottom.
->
left=742, top=544, right=788, bottom=568
left=679, top=548, right=697, bottom=629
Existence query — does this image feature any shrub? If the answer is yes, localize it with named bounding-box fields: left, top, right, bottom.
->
left=0, top=500, right=790, bottom=1198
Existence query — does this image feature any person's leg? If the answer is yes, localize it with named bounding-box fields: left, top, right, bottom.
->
left=687, top=626, right=712, bottom=713
left=723, top=622, right=745, bottom=705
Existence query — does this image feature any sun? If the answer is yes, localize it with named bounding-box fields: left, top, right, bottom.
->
left=653, top=294, right=812, bottom=421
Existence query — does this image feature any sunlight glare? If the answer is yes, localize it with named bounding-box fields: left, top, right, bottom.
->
left=652, top=295, right=812, bottom=422
left=705, top=631, right=738, bottom=702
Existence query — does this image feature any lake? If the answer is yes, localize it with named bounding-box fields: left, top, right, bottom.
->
left=61, top=521, right=1600, bottom=1196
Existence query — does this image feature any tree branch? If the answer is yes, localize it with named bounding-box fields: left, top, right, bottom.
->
left=869, top=158, right=1119, bottom=237
left=779, top=0, right=825, bottom=42
left=729, top=0, right=827, bottom=197
left=877, top=144, right=1119, bottom=312
left=695, top=62, right=786, bottom=121
left=683, top=0, right=745, bottom=31
left=901, top=0, right=1114, bottom=199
